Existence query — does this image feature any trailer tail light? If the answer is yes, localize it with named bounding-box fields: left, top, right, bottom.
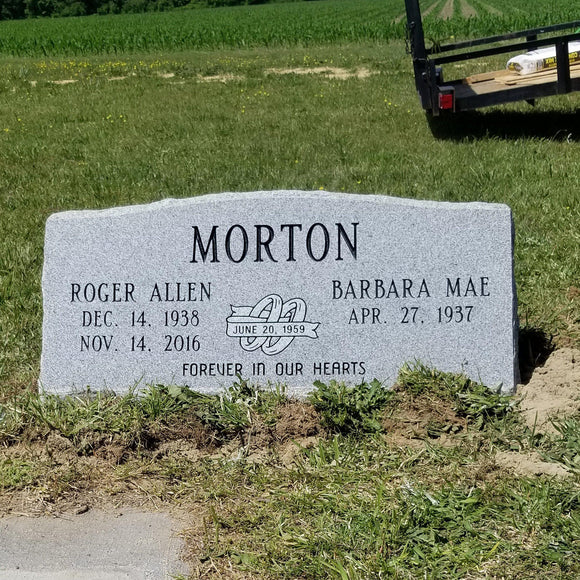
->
left=439, top=88, right=455, bottom=111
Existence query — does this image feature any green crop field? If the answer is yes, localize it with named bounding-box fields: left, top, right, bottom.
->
left=0, top=1, right=579, bottom=578
left=0, top=0, right=577, bottom=56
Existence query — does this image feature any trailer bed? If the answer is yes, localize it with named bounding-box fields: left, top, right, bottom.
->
left=405, top=0, right=580, bottom=115
left=449, top=62, right=580, bottom=110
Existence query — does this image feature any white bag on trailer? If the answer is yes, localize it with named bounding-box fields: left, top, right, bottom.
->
left=507, top=41, right=580, bottom=75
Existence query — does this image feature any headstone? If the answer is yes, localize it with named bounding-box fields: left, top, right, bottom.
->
left=40, top=191, right=519, bottom=396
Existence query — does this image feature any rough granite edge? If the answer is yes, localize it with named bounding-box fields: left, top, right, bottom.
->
left=46, top=191, right=513, bottom=223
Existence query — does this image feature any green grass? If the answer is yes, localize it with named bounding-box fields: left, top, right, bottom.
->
left=0, top=457, right=37, bottom=489
left=547, top=416, right=580, bottom=473
left=397, top=361, right=515, bottom=427
left=191, top=376, right=288, bottom=438
left=209, top=461, right=580, bottom=578
left=0, top=384, right=188, bottom=444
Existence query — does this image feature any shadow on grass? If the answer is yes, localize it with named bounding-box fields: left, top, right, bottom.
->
left=428, top=110, right=580, bottom=141
left=518, top=326, right=554, bottom=385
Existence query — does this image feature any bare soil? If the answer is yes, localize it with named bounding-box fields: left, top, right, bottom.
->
left=494, top=450, right=571, bottom=478
left=517, top=347, right=580, bottom=433
left=439, top=0, right=455, bottom=20
left=0, top=402, right=322, bottom=517
left=39, top=68, right=375, bottom=88
left=383, top=390, right=467, bottom=447
left=265, top=67, right=375, bottom=80
left=460, top=0, right=478, bottom=18
left=199, top=73, right=244, bottom=83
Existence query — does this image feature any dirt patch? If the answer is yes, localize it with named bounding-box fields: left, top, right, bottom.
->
left=198, top=73, right=243, bottom=83
left=265, top=67, right=375, bottom=80
left=439, top=0, right=455, bottom=20
left=478, top=1, right=502, bottom=15
left=203, top=401, right=322, bottom=461
left=3, top=354, right=579, bottom=520
left=275, top=401, right=321, bottom=441
left=383, top=390, right=466, bottom=446
left=277, top=436, right=320, bottom=467
left=49, top=79, right=77, bottom=85
left=517, top=348, right=580, bottom=433
left=2, top=411, right=218, bottom=469
left=460, top=0, right=477, bottom=18
left=148, top=413, right=216, bottom=447
left=0, top=402, right=322, bottom=480
left=494, top=450, right=571, bottom=478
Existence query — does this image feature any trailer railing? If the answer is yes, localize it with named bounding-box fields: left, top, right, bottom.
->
left=405, top=0, right=580, bottom=115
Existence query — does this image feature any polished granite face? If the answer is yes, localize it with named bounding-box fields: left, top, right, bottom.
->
left=40, top=191, right=519, bottom=395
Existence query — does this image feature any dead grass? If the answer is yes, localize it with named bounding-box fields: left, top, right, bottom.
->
left=265, top=66, right=375, bottom=79
left=383, top=388, right=467, bottom=446
left=0, top=399, right=322, bottom=516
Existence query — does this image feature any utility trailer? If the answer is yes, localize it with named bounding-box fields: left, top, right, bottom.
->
left=404, top=0, right=580, bottom=115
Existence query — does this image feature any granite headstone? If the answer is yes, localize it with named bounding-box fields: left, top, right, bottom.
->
left=40, top=191, right=519, bottom=396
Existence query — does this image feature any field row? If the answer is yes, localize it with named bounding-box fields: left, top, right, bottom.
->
left=0, top=0, right=577, bottom=56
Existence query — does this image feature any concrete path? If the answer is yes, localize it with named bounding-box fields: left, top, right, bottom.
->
left=0, top=509, right=188, bottom=579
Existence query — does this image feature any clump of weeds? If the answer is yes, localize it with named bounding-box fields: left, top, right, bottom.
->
left=308, top=378, right=393, bottom=435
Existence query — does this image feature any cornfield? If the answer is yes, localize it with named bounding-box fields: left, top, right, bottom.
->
left=0, top=0, right=576, bottom=57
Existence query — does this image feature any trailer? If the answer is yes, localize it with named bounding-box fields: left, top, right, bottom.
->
left=404, top=0, right=580, bottom=115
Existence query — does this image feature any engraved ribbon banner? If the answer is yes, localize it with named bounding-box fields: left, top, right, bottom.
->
left=226, top=294, right=320, bottom=355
